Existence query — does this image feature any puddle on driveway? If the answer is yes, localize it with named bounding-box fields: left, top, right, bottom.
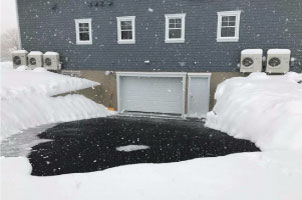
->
left=0, top=124, right=56, bottom=157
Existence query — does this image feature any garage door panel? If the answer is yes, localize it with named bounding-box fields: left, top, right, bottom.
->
left=119, top=76, right=184, bottom=114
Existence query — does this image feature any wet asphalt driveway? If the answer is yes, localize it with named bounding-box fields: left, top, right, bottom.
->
left=28, top=116, right=260, bottom=176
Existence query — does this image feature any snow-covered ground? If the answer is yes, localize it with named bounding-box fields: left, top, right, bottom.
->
left=206, top=72, right=302, bottom=151
left=1, top=64, right=302, bottom=200
left=0, top=62, right=113, bottom=141
left=2, top=151, right=302, bottom=200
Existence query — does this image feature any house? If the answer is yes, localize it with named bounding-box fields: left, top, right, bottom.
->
left=16, top=0, right=302, bottom=118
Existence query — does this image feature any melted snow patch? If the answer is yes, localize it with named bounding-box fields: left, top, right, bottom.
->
left=116, top=145, right=150, bottom=152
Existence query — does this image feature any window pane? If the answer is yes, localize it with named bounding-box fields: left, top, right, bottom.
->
left=229, top=16, right=236, bottom=21
left=169, top=29, right=181, bottom=39
left=80, top=32, right=90, bottom=41
left=79, top=27, right=89, bottom=32
left=169, top=23, right=176, bottom=28
left=229, top=21, right=236, bottom=26
left=221, top=21, right=228, bottom=26
left=222, top=16, right=229, bottom=22
left=121, top=21, right=132, bottom=30
left=169, top=19, right=176, bottom=24
left=79, top=23, right=89, bottom=28
left=175, top=23, right=182, bottom=28
left=121, top=30, right=132, bottom=39
left=175, top=18, right=182, bottom=24
left=221, top=27, right=235, bottom=37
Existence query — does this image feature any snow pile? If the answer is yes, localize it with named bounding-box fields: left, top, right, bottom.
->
left=1, top=62, right=114, bottom=141
left=206, top=72, right=302, bottom=151
left=116, top=145, right=150, bottom=152
left=1, top=151, right=302, bottom=200
left=1, top=95, right=111, bottom=141
left=0, top=61, right=14, bottom=70
left=1, top=62, right=97, bottom=98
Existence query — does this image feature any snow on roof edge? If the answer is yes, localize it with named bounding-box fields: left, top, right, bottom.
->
left=241, top=49, right=263, bottom=55
left=44, top=52, right=59, bottom=56
left=267, top=49, right=291, bottom=54
left=12, top=50, right=28, bottom=53
left=28, top=51, right=43, bottom=56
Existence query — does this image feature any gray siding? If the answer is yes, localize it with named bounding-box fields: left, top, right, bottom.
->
left=17, top=0, right=302, bottom=72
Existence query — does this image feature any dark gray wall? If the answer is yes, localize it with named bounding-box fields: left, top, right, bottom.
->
left=17, top=0, right=302, bottom=72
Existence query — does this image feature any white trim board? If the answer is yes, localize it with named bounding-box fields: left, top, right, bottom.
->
left=165, top=13, right=186, bottom=43
left=116, top=16, right=136, bottom=44
left=216, top=10, right=241, bottom=42
left=75, top=18, right=93, bottom=45
left=15, top=0, right=22, bottom=49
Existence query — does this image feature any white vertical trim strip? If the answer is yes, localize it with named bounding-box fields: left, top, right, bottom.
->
left=15, top=0, right=22, bottom=49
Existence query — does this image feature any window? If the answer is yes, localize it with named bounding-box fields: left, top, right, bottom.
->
left=165, top=13, right=186, bottom=43
left=117, top=16, right=136, bottom=44
left=217, top=11, right=241, bottom=42
left=75, top=19, right=92, bottom=45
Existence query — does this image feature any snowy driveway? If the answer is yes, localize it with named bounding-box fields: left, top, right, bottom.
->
left=26, top=117, right=260, bottom=176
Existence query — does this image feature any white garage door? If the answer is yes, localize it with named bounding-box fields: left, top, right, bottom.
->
left=117, top=73, right=186, bottom=115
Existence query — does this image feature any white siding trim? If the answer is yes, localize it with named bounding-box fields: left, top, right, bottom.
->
left=15, top=0, right=22, bottom=49
left=165, top=13, right=186, bottom=43
left=75, top=18, right=92, bottom=45
left=216, top=10, right=241, bottom=42
left=116, top=16, right=136, bottom=44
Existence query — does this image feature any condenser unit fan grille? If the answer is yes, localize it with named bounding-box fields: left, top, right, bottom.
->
left=269, top=57, right=281, bottom=67
left=13, top=56, right=21, bottom=65
left=45, top=58, right=52, bottom=66
left=242, top=57, right=254, bottom=67
left=29, top=58, right=37, bottom=65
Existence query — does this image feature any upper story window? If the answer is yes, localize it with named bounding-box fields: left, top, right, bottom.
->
left=217, top=11, right=241, bottom=42
left=117, top=16, right=136, bottom=44
left=75, top=19, right=92, bottom=45
left=165, top=13, right=186, bottom=43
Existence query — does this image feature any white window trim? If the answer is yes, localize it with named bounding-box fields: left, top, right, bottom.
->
left=165, top=13, right=186, bottom=43
left=117, top=16, right=136, bottom=44
left=217, top=11, right=241, bottom=42
left=75, top=18, right=92, bottom=45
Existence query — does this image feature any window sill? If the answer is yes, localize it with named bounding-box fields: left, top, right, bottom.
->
left=165, top=39, right=185, bottom=44
left=216, top=38, right=239, bottom=42
left=76, top=41, right=93, bottom=45
left=118, top=40, right=136, bottom=44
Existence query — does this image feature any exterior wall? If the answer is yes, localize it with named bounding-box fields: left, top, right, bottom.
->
left=17, top=0, right=302, bottom=73
left=58, top=70, right=117, bottom=109
left=61, top=70, right=241, bottom=111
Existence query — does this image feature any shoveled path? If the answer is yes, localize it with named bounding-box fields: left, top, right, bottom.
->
left=28, top=117, right=260, bottom=176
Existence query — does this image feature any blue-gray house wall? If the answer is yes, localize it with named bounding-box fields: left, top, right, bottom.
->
left=17, top=0, right=302, bottom=72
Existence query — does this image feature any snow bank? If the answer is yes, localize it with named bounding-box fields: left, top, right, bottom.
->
left=116, top=145, right=150, bottom=152
left=1, top=62, right=114, bottom=141
left=1, top=94, right=112, bottom=141
left=206, top=72, right=302, bottom=151
left=1, top=151, right=302, bottom=200
left=0, top=61, right=14, bottom=70
left=1, top=62, right=97, bottom=98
